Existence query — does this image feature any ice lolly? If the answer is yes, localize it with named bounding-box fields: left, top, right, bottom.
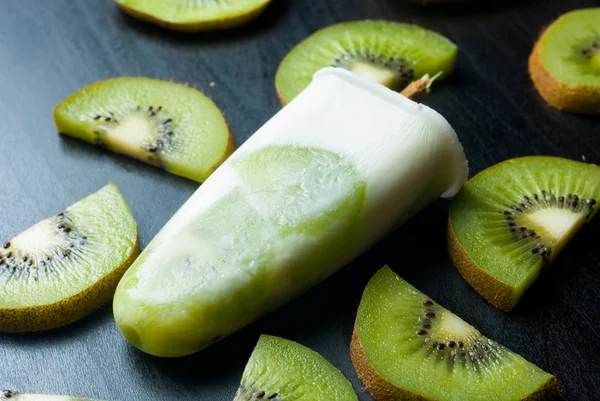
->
left=113, top=68, right=469, bottom=357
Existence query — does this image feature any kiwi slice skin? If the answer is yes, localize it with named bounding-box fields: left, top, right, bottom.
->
left=1, top=390, right=98, bottom=401
left=114, top=0, right=271, bottom=32
left=0, top=183, right=139, bottom=332
left=351, top=267, right=560, bottom=401
left=275, top=20, right=458, bottom=105
left=54, top=77, right=234, bottom=183
left=234, top=335, right=358, bottom=401
left=448, top=156, right=600, bottom=311
left=529, top=8, right=600, bottom=115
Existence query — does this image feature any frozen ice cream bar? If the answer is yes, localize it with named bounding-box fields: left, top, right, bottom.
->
left=113, top=68, right=469, bottom=357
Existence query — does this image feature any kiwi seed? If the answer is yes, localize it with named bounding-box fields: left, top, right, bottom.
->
left=275, top=20, right=458, bottom=104
left=498, top=190, right=596, bottom=264
left=0, top=183, right=139, bottom=332
left=91, top=104, right=175, bottom=164
left=332, top=51, right=415, bottom=90
left=54, top=77, right=234, bottom=183
left=528, top=8, right=600, bottom=114
left=233, top=335, right=357, bottom=401
left=448, top=156, right=600, bottom=311
left=352, top=267, right=560, bottom=401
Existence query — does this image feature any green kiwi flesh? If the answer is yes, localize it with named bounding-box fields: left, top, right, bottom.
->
left=54, top=77, right=233, bottom=183
left=539, top=8, right=600, bottom=87
left=1, top=390, right=100, bottom=401
left=234, top=335, right=358, bottom=401
left=353, top=267, right=559, bottom=401
left=0, top=183, right=138, bottom=332
left=276, top=20, right=458, bottom=104
left=449, top=157, right=600, bottom=310
left=114, top=0, right=271, bottom=32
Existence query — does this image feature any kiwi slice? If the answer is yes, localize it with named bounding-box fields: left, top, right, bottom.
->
left=352, top=266, right=560, bottom=401
left=54, top=77, right=234, bottom=183
left=114, top=0, right=271, bottom=32
left=234, top=335, right=358, bottom=401
left=1, top=391, right=100, bottom=401
left=449, top=157, right=600, bottom=311
left=0, top=183, right=139, bottom=332
left=275, top=20, right=457, bottom=104
left=529, top=8, right=600, bottom=114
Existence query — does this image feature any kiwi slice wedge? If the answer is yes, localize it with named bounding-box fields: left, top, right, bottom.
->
left=234, top=335, right=358, bottom=401
left=449, top=156, right=600, bottom=311
left=1, top=391, right=100, bottom=401
left=352, top=266, right=560, bottom=401
left=114, top=0, right=271, bottom=32
left=0, top=183, right=139, bottom=332
left=529, top=8, right=600, bottom=114
left=54, top=77, right=234, bottom=183
left=275, top=20, right=457, bottom=104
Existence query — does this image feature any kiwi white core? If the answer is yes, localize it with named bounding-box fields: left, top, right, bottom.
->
left=10, top=219, right=68, bottom=259
left=438, top=311, right=473, bottom=335
left=349, top=62, right=400, bottom=88
left=524, top=209, right=584, bottom=247
left=104, top=115, right=155, bottom=157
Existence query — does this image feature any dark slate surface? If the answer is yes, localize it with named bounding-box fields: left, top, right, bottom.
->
left=1, top=0, right=599, bottom=400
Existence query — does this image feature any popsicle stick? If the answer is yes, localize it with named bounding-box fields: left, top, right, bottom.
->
left=400, top=71, right=443, bottom=102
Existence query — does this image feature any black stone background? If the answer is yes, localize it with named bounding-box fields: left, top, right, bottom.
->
left=1, top=0, right=599, bottom=400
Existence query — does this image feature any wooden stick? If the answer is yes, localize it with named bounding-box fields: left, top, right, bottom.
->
left=400, top=71, right=443, bottom=102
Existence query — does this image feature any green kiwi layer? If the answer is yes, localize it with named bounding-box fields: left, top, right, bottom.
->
left=353, top=267, right=559, bottom=401
left=0, top=183, right=138, bottom=332
left=234, top=335, right=357, bottom=401
left=539, top=8, right=600, bottom=86
left=114, top=0, right=271, bottom=32
left=449, top=157, right=600, bottom=308
left=54, top=77, right=233, bottom=183
left=275, top=20, right=457, bottom=104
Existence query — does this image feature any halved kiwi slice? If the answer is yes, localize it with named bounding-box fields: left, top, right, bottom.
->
left=54, top=77, right=234, bottom=182
left=114, top=0, right=271, bottom=32
left=352, top=267, right=560, bottom=401
left=449, top=157, right=600, bottom=311
left=529, top=8, right=600, bottom=114
left=0, top=183, right=139, bottom=332
left=1, top=391, right=100, bottom=401
left=234, top=335, right=358, bottom=401
left=275, top=20, right=458, bottom=104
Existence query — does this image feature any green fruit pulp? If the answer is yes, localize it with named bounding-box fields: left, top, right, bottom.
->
left=114, top=146, right=366, bottom=357
left=357, top=267, right=556, bottom=401
left=115, top=0, right=270, bottom=26
left=449, top=157, right=600, bottom=306
left=234, top=335, right=357, bottom=401
left=276, top=20, right=458, bottom=103
left=0, top=183, right=137, bottom=309
left=540, top=8, right=600, bottom=86
left=54, top=77, right=231, bottom=182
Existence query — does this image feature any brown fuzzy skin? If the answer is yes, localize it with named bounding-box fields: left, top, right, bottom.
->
left=351, top=327, right=429, bottom=401
left=529, top=30, right=600, bottom=115
left=0, top=237, right=140, bottom=333
left=276, top=87, right=289, bottom=107
left=448, top=219, right=515, bottom=312
left=351, top=319, right=561, bottom=401
left=115, top=1, right=271, bottom=33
